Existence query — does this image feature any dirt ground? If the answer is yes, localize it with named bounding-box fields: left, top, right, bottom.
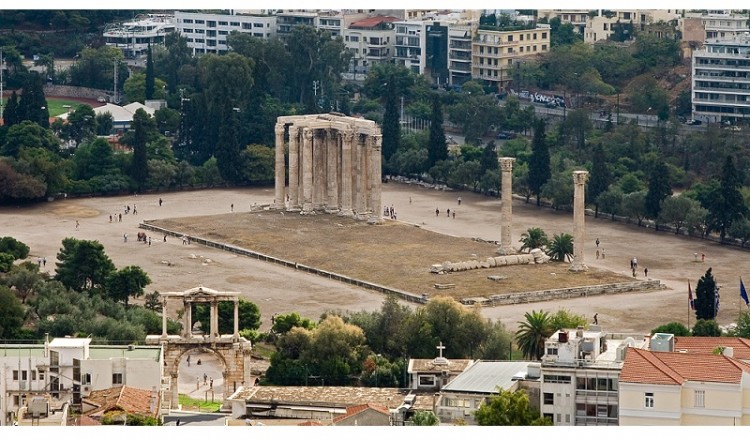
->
left=2, top=183, right=748, bottom=336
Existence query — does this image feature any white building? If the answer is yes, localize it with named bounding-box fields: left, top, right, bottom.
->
left=539, top=326, right=649, bottom=426
left=344, top=15, right=399, bottom=75
left=103, top=14, right=176, bottom=59
left=0, top=337, right=163, bottom=426
left=692, top=33, right=750, bottom=123
left=448, top=24, right=474, bottom=86
left=174, top=11, right=277, bottom=55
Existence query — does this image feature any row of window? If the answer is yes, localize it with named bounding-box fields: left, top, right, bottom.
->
left=11, top=370, right=45, bottom=381
left=180, top=19, right=268, bottom=28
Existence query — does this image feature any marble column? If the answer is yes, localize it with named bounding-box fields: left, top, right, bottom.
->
left=312, top=130, right=324, bottom=209
left=233, top=299, right=239, bottom=339
left=210, top=301, right=219, bottom=339
left=497, top=157, right=516, bottom=255
left=570, top=170, right=589, bottom=272
left=326, top=129, right=339, bottom=211
left=288, top=127, right=300, bottom=210
left=369, top=134, right=383, bottom=222
left=302, top=128, right=313, bottom=212
left=273, top=123, right=285, bottom=209
left=339, top=129, right=354, bottom=216
left=183, top=301, right=192, bottom=338
left=161, top=298, right=168, bottom=337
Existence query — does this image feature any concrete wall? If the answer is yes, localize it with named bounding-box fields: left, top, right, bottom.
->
left=44, top=85, right=108, bottom=100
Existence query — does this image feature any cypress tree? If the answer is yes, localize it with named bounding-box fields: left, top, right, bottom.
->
left=587, top=143, right=612, bottom=218
left=708, top=155, right=748, bottom=241
left=480, top=140, right=498, bottom=174
left=694, top=267, right=718, bottom=321
left=528, top=118, right=551, bottom=206
left=2, top=91, right=20, bottom=127
left=145, top=44, right=155, bottom=100
left=644, top=160, right=672, bottom=224
left=381, top=78, right=400, bottom=164
left=129, top=109, right=152, bottom=191
left=18, top=72, right=49, bottom=128
left=427, top=93, right=447, bottom=168
left=215, top=103, right=242, bottom=184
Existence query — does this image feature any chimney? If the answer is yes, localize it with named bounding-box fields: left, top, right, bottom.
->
left=723, top=346, right=734, bottom=358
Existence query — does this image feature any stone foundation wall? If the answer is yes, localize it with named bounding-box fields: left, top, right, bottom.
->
left=44, top=84, right=107, bottom=100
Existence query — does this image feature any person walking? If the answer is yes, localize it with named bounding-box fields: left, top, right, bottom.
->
left=601, top=248, right=605, bottom=259
left=231, top=203, right=234, bottom=212
left=595, top=238, right=600, bottom=248
left=435, top=208, right=440, bottom=217
left=447, top=208, right=451, bottom=217
left=123, top=233, right=128, bottom=243
left=133, top=204, right=137, bottom=215
left=457, top=196, right=462, bottom=206
left=42, top=257, right=46, bottom=267
left=159, top=198, right=163, bottom=207
left=596, top=249, right=600, bottom=260
left=118, top=213, right=122, bottom=222
left=75, top=220, right=80, bottom=231
left=644, top=267, right=648, bottom=277
left=593, top=313, right=598, bottom=325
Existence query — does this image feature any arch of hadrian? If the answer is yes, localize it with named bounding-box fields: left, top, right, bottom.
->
left=274, top=114, right=383, bottom=222
left=145, top=285, right=252, bottom=409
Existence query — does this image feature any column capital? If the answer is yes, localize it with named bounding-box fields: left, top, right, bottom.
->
left=371, top=134, right=382, bottom=150
left=274, top=123, right=285, bottom=135
left=303, top=127, right=314, bottom=141
left=342, top=129, right=355, bottom=142
left=498, top=157, right=515, bottom=172
left=573, top=170, right=589, bottom=185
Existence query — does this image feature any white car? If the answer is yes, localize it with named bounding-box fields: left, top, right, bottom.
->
left=97, top=96, right=106, bottom=103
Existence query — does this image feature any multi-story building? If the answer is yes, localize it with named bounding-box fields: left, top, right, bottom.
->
left=619, top=334, right=750, bottom=425
left=393, top=20, right=426, bottom=74
left=448, top=24, right=474, bottom=86
left=537, top=9, right=590, bottom=34
left=682, top=12, right=750, bottom=43
left=0, top=337, right=164, bottom=426
left=344, top=15, right=399, bottom=75
left=539, top=326, right=649, bottom=426
left=103, top=13, right=176, bottom=58
left=276, top=11, right=318, bottom=39
left=584, top=10, right=680, bottom=43
left=472, top=25, right=550, bottom=92
left=692, top=33, right=750, bottom=123
left=174, top=11, right=276, bottom=55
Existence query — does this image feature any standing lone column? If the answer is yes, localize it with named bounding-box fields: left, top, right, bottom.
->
left=273, top=123, right=285, bottom=209
left=497, top=157, right=516, bottom=255
left=570, top=170, right=589, bottom=272
left=369, top=134, right=383, bottom=222
left=302, top=128, right=314, bottom=212
left=161, top=298, right=168, bottom=337
left=288, top=127, right=300, bottom=210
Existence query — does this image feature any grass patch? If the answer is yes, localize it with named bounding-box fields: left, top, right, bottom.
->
left=178, top=394, right=222, bottom=413
left=251, top=341, right=276, bottom=360
left=46, top=98, right=88, bottom=117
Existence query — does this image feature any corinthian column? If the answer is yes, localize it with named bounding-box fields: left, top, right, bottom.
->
left=288, top=126, right=300, bottom=210
left=570, top=170, right=589, bottom=272
left=497, top=157, right=516, bottom=255
left=326, top=129, right=339, bottom=212
left=369, top=134, right=383, bottom=222
left=339, top=129, right=354, bottom=216
left=302, top=128, right=313, bottom=212
left=273, top=123, right=285, bottom=209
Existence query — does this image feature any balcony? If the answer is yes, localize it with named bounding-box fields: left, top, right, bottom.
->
left=575, top=416, right=618, bottom=426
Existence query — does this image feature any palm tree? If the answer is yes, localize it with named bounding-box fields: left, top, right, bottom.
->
left=518, top=227, right=549, bottom=253
left=515, top=310, right=553, bottom=360
left=546, top=233, right=574, bottom=262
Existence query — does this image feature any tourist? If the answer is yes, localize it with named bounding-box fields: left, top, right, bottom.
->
left=601, top=248, right=605, bottom=259
left=203, top=373, right=207, bottom=385
left=164, top=234, right=167, bottom=242
left=702, top=253, right=705, bottom=262
left=644, top=267, right=648, bottom=277
left=159, top=198, right=163, bottom=207
left=596, top=238, right=600, bottom=247
left=436, top=208, right=440, bottom=216
left=75, top=220, right=80, bottom=231
left=593, top=313, right=598, bottom=325
left=123, top=233, right=128, bottom=243
left=148, top=237, right=151, bottom=247
left=596, top=249, right=600, bottom=260
left=457, top=196, right=462, bottom=205
left=118, top=213, right=122, bottom=222
left=231, top=203, right=234, bottom=212
left=447, top=208, right=451, bottom=217
left=43, top=257, right=46, bottom=267
left=109, top=214, right=112, bottom=223
left=133, top=204, right=137, bottom=215
left=452, top=211, right=455, bottom=219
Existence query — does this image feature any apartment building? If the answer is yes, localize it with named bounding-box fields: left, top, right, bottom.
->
left=0, top=337, right=164, bottom=426
left=537, top=9, right=589, bottom=34
left=692, top=33, right=750, bottom=123
left=174, top=11, right=276, bottom=55
left=103, top=14, right=176, bottom=58
left=539, top=326, right=649, bottom=426
left=472, top=26, right=550, bottom=92
left=584, top=10, right=680, bottom=43
left=448, top=24, right=474, bottom=86
left=682, top=12, right=750, bottom=43
left=619, top=335, right=750, bottom=425
left=344, top=15, right=399, bottom=75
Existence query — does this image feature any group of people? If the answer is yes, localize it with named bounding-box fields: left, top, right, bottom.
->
left=435, top=208, right=456, bottom=219
left=595, top=238, right=605, bottom=259
left=629, top=257, right=647, bottom=277
left=384, top=205, right=397, bottom=220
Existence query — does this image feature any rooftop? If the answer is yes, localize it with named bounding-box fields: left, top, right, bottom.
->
left=620, top=348, right=750, bottom=385
left=83, top=386, right=159, bottom=418
left=442, top=361, right=534, bottom=394
left=228, top=386, right=433, bottom=411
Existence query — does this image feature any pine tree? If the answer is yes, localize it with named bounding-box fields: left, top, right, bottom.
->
left=215, top=103, right=242, bottom=184
left=2, top=91, right=20, bottom=127
left=129, top=109, right=151, bottom=191
left=427, top=93, right=447, bottom=168
left=587, top=143, right=612, bottom=218
left=644, top=160, right=672, bottom=224
left=707, top=155, right=748, bottom=242
left=528, top=118, right=551, bottom=206
left=480, top=141, right=498, bottom=174
left=381, top=78, right=400, bottom=163
left=694, top=267, right=718, bottom=321
left=145, top=44, right=155, bottom=100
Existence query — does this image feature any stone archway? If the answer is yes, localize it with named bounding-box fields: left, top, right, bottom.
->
left=145, top=285, right=253, bottom=409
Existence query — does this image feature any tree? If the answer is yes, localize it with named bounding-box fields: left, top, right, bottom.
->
left=0, top=286, right=25, bottom=338
left=1, top=121, right=60, bottom=158
left=65, top=104, right=97, bottom=145
left=6, top=265, right=42, bottom=304
left=54, top=237, right=116, bottom=292
left=644, top=161, right=672, bottom=222
left=651, top=322, right=690, bottom=336
left=692, top=319, right=722, bottom=337
left=596, top=186, right=624, bottom=221
left=105, top=266, right=151, bottom=306
left=427, top=94, right=447, bottom=169
left=587, top=143, right=612, bottom=217
left=381, top=78, right=400, bottom=163
left=515, top=310, right=553, bottom=360
left=733, top=311, right=750, bottom=338
left=128, top=109, right=154, bottom=191
left=694, top=268, right=718, bottom=321
left=69, top=46, right=128, bottom=91
left=546, top=233, right=574, bottom=262
left=549, top=309, right=588, bottom=331
left=145, top=44, right=155, bottom=100
left=95, top=112, right=114, bottom=135
left=658, top=195, right=702, bottom=235
left=123, top=72, right=166, bottom=104
left=411, top=410, right=440, bottom=426
left=475, top=388, right=551, bottom=426
left=728, top=218, right=750, bottom=247
left=622, top=190, right=648, bottom=226
left=304, top=315, right=366, bottom=386
left=447, top=89, right=502, bottom=144
left=0, top=236, right=30, bottom=260
left=2, top=91, right=20, bottom=127
left=528, top=119, right=551, bottom=206
left=215, top=103, right=243, bottom=184
left=17, top=72, right=50, bottom=128
left=706, top=156, right=748, bottom=242
left=518, top=227, right=548, bottom=253
left=73, top=137, right=118, bottom=180
left=240, top=144, right=275, bottom=184
left=194, top=299, right=261, bottom=335
left=273, top=312, right=316, bottom=334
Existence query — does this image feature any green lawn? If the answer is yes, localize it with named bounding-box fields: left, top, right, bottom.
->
left=178, top=394, right=223, bottom=413
left=46, top=98, right=87, bottom=117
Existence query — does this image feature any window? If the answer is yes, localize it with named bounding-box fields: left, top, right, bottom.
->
left=21, top=370, right=28, bottom=381
left=113, top=373, right=123, bottom=385
left=219, top=21, right=228, bottom=26
left=195, top=20, right=204, bottom=24
left=565, top=414, right=570, bottom=423
left=543, top=392, right=554, bottom=404
left=350, top=35, right=359, bottom=42
left=242, top=23, right=252, bottom=29
left=183, top=19, right=193, bottom=24
left=230, top=22, right=240, bottom=27
left=207, top=21, right=216, bottom=27
left=507, top=35, right=513, bottom=42
left=695, top=390, right=705, bottom=407
left=13, top=370, right=19, bottom=381
left=31, top=370, right=36, bottom=380
left=183, top=28, right=193, bottom=33
left=82, top=373, right=91, bottom=385
left=39, top=371, right=45, bottom=381
left=556, top=413, right=561, bottom=422
left=645, top=392, right=654, bottom=408
left=542, top=32, right=547, bottom=39
left=253, top=22, right=263, bottom=28
left=419, top=375, right=436, bottom=386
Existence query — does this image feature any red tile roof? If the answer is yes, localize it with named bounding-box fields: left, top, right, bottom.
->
left=350, top=16, right=399, bottom=29
left=82, top=386, right=159, bottom=418
left=332, top=403, right=390, bottom=424
left=297, top=420, right=326, bottom=426
left=621, top=348, right=750, bottom=385
left=673, top=336, right=750, bottom=359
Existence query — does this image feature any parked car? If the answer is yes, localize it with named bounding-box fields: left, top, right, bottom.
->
left=684, top=119, right=702, bottom=125
left=496, top=131, right=518, bottom=140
